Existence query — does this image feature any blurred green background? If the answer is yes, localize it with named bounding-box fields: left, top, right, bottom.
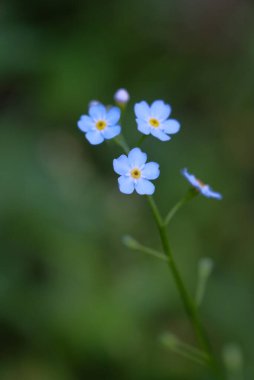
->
left=1, top=0, right=254, bottom=379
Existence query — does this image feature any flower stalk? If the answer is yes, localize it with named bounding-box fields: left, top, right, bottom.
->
left=123, top=235, right=168, bottom=261
left=165, top=187, right=199, bottom=225
left=113, top=134, right=129, bottom=154
left=147, top=195, right=223, bottom=378
left=195, top=257, right=214, bottom=307
left=161, top=333, right=209, bottom=366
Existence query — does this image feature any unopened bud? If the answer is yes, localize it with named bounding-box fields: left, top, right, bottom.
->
left=160, top=333, right=179, bottom=348
left=114, top=88, right=130, bottom=105
left=122, top=235, right=139, bottom=250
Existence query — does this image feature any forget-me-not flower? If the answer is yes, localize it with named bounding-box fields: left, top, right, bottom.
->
left=78, top=104, right=121, bottom=145
left=113, top=147, right=160, bottom=195
left=134, top=100, right=180, bottom=141
left=182, top=168, right=222, bottom=200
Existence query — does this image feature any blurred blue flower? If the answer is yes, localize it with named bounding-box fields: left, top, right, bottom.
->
left=78, top=104, right=121, bottom=145
left=134, top=100, right=180, bottom=141
left=88, top=100, right=101, bottom=108
left=182, top=168, right=222, bottom=200
left=113, top=147, right=160, bottom=195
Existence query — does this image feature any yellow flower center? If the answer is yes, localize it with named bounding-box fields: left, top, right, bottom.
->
left=130, top=168, right=141, bottom=179
left=96, top=120, right=107, bottom=130
left=149, top=118, right=160, bottom=128
left=197, top=179, right=205, bottom=187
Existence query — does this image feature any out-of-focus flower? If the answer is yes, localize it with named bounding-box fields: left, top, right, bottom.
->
left=134, top=100, right=180, bottom=141
left=77, top=104, right=121, bottom=145
left=88, top=100, right=101, bottom=108
left=182, top=168, right=222, bottom=200
left=113, top=147, right=160, bottom=195
left=114, top=88, right=130, bottom=105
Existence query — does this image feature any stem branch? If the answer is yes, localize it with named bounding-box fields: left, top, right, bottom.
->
left=146, top=195, right=223, bottom=378
left=165, top=188, right=199, bottom=225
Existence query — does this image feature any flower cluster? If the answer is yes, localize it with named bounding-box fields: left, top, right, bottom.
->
left=77, top=90, right=222, bottom=199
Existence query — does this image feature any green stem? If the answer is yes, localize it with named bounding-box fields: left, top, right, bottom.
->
left=137, top=134, right=148, bottom=147
left=132, top=244, right=168, bottom=261
left=161, top=333, right=209, bottom=366
left=163, top=342, right=207, bottom=366
left=146, top=195, right=223, bottom=378
left=114, top=134, right=129, bottom=154
left=165, top=188, right=199, bottom=225
left=165, top=198, right=187, bottom=225
left=195, top=271, right=209, bottom=307
left=195, top=258, right=214, bottom=307
left=123, top=235, right=168, bottom=261
left=111, top=134, right=223, bottom=377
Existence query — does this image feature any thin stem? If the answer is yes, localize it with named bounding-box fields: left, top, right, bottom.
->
left=161, top=333, right=209, bottom=366
left=164, top=199, right=186, bottom=225
left=174, top=339, right=209, bottom=362
left=165, top=188, right=199, bottom=225
left=163, top=342, right=207, bottom=366
left=123, top=235, right=168, bottom=261
left=110, top=134, right=223, bottom=377
left=147, top=195, right=163, bottom=226
left=113, top=134, right=130, bottom=154
left=134, top=245, right=168, bottom=261
left=137, top=134, right=148, bottom=147
left=146, top=195, right=223, bottom=378
left=196, top=275, right=209, bottom=307
left=195, top=258, right=214, bottom=307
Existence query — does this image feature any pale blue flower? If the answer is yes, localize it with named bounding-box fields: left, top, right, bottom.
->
left=113, top=147, right=160, bottom=195
left=134, top=100, right=180, bottom=141
left=182, top=168, right=222, bottom=200
left=78, top=104, right=121, bottom=145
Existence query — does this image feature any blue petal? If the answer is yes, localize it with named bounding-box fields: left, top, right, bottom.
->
left=201, top=186, right=222, bottom=200
left=103, top=125, right=121, bottom=139
left=118, top=176, right=135, bottom=194
left=136, top=119, right=151, bottom=135
left=86, top=130, right=104, bottom=145
left=150, top=128, right=171, bottom=141
left=134, top=101, right=150, bottom=120
left=135, top=178, right=155, bottom=195
left=113, top=155, right=130, bottom=175
left=106, top=107, right=121, bottom=125
left=77, top=115, right=94, bottom=132
left=162, top=119, right=180, bottom=134
left=142, top=162, right=160, bottom=180
left=182, top=169, right=222, bottom=200
left=89, top=104, right=107, bottom=120
left=89, top=100, right=101, bottom=108
left=182, top=168, right=200, bottom=188
left=128, top=148, right=147, bottom=167
left=151, top=100, right=171, bottom=121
